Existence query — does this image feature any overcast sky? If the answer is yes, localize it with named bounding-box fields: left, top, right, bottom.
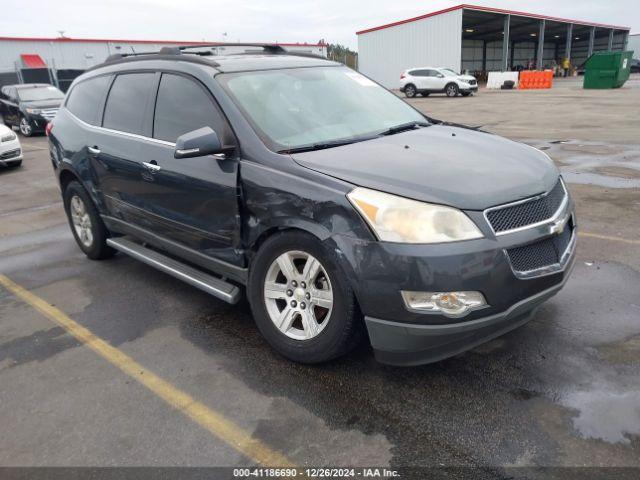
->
left=2, top=0, right=637, bottom=50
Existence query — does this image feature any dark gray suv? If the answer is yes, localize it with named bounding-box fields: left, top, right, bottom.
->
left=48, top=44, right=576, bottom=366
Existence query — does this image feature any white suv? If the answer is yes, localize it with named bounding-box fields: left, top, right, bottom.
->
left=400, top=67, right=478, bottom=98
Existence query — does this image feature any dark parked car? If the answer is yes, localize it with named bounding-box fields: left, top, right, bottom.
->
left=631, top=58, right=640, bottom=74
left=48, top=45, right=576, bottom=366
left=0, top=83, right=64, bottom=136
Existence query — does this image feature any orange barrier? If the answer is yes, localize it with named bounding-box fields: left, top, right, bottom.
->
left=518, top=70, right=553, bottom=89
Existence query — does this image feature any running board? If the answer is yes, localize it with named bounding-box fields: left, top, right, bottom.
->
left=106, top=237, right=241, bottom=304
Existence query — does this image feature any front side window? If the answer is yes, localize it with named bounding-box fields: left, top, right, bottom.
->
left=66, top=76, right=111, bottom=125
left=17, top=86, right=64, bottom=102
left=103, top=73, right=155, bottom=135
left=218, top=66, right=426, bottom=152
left=153, top=73, right=228, bottom=143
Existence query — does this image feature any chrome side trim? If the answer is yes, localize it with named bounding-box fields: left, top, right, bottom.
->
left=66, top=110, right=176, bottom=147
left=484, top=178, right=568, bottom=236
left=176, top=147, right=200, bottom=156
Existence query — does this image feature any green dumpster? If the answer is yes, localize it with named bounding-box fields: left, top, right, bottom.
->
left=583, top=51, right=634, bottom=89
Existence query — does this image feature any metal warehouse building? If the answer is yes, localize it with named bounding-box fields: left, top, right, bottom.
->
left=0, top=36, right=327, bottom=91
left=357, top=4, right=630, bottom=88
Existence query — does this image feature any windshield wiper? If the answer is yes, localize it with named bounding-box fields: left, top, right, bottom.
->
left=379, top=121, right=430, bottom=136
left=279, top=137, right=370, bottom=154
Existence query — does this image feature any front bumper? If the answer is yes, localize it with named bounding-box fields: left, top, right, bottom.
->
left=332, top=198, right=577, bottom=365
left=366, top=250, right=575, bottom=366
left=0, top=143, right=22, bottom=166
left=460, top=85, right=478, bottom=92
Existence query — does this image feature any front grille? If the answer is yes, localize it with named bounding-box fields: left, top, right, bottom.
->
left=40, top=108, right=59, bottom=120
left=506, top=225, right=573, bottom=273
left=0, top=148, right=21, bottom=160
left=486, top=179, right=566, bottom=234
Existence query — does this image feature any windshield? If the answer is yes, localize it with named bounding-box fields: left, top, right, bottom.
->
left=441, top=69, right=459, bottom=77
left=17, top=86, right=64, bottom=102
left=218, top=66, right=427, bottom=152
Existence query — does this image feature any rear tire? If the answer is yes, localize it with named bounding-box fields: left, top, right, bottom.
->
left=445, top=83, right=459, bottom=97
left=404, top=84, right=417, bottom=98
left=63, top=181, right=116, bottom=260
left=248, top=231, right=362, bottom=364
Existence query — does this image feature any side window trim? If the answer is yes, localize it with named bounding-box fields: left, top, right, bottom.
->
left=100, top=71, right=157, bottom=136
left=64, top=73, right=113, bottom=126
left=96, top=74, right=114, bottom=126
left=151, top=71, right=234, bottom=144
left=142, top=72, right=162, bottom=139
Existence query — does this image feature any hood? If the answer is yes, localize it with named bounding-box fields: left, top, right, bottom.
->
left=0, top=123, right=13, bottom=135
left=292, top=125, right=559, bottom=211
left=22, top=99, right=63, bottom=109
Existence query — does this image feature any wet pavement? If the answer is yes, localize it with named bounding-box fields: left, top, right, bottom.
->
left=1, top=79, right=640, bottom=472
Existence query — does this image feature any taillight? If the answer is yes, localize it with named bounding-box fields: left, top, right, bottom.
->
left=45, top=121, right=53, bottom=136
left=400, top=73, right=406, bottom=79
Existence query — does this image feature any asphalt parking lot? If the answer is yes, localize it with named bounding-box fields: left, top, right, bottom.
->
left=1, top=76, right=639, bottom=474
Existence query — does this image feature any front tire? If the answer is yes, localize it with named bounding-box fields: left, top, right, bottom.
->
left=404, top=84, right=417, bottom=98
left=445, top=83, right=459, bottom=97
left=63, top=181, right=116, bottom=260
left=248, top=231, right=362, bottom=363
left=19, top=116, right=34, bottom=137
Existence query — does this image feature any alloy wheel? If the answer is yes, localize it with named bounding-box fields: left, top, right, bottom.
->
left=70, top=195, right=94, bottom=247
left=263, top=250, right=333, bottom=340
left=19, top=118, right=32, bottom=136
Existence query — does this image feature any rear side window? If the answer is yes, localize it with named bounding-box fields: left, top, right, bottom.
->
left=66, top=76, right=111, bottom=125
left=410, top=70, right=428, bottom=77
left=153, top=73, right=228, bottom=143
left=103, top=73, right=155, bottom=135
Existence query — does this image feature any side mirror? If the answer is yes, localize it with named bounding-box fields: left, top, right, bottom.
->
left=174, top=126, right=229, bottom=159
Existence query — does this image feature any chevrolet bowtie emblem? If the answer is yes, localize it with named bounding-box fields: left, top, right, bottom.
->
left=549, top=214, right=570, bottom=235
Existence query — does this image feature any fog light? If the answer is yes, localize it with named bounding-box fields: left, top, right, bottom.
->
left=401, top=291, right=487, bottom=317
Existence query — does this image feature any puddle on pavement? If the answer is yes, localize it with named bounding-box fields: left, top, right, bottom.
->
left=561, top=389, right=640, bottom=444
left=526, top=139, right=640, bottom=188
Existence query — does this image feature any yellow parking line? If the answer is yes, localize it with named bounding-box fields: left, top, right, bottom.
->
left=0, top=273, right=294, bottom=467
left=579, top=232, right=640, bottom=245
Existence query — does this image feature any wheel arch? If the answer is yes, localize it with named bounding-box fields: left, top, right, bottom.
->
left=59, top=168, right=81, bottom=193
left=247, top=221, right=331, bottom=261
left=245, top=223, right=365, bottom=317
left=445, top=82, right=459, bottom=93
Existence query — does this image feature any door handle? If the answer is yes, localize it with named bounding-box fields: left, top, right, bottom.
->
left=87, top=146, right=101, bottom=155
left=143, top=161, right=161, bottom=173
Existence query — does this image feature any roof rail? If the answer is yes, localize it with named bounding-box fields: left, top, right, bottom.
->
left=103, top=44, right=286, bottom=63
left=95, top=43, right=327, bottom=71
left=178, top=43, right=287, bottom=54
